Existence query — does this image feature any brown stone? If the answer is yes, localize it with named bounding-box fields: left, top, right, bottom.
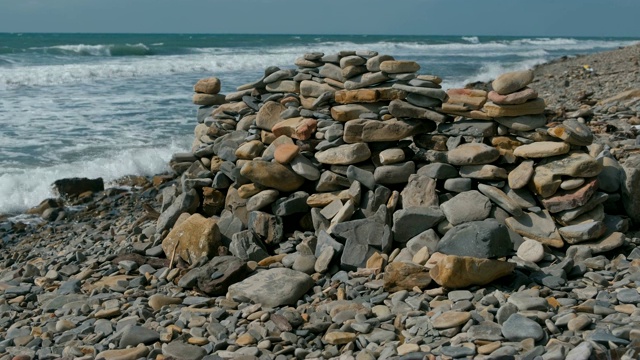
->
left=488, top=87, right=537, bottom=105
left=202, top=187, right=225, bottom=217
left=331, top=103, right=385, bottom=122
left=446, top=88, right=487, bottom=110
left=274, top=143, right=300, bottom=164
left=429, top=255, right=515, bottom=289
left=324, top=332, right=356, bottom=345
left=343, top=118, right=435, bottom=143
left=192, top=93, right=226, bottom=106
left=272, top=117, right=317, bottom=140
left=540, top=178, right=599, bottom=213
left=240, top=160, right=305, bottom=192
left=194, top=77, right=221, bottom=94
left=459, top=165, right=508, bottom=180
left=383, top=262, right=432, bottom=292
left=334, top=88, right=407, bottom=104
left=161, top=214, right=221, bottom=265
left=483, top=98, right=546, bottom=117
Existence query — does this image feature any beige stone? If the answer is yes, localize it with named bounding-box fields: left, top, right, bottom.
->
left=235, top=140, right=265, bottom=160
left=447, top=143, right=500, bottom=166
left=459, top=165, right=508, bottom=180
left=446, top=88, right=487, bottom=110
left=508, top=160, right=534, bottom=189
left=331, top=103, right=384, bottom=122
left=161, top=214, right=221, bottom=265
left=255, top=101, right=286, bottom=131
left=429, top=255, right=515, bottom=289
left=513, top=141, right=570, bottom=159
left=315, top=143, right=371, bottom=165
left=380, top=60, right=420, bottom=73
left=492, top=69, right=534, bottom=95
left=324, top=331, right=356, bottom=345
left=95, top=344, right=149, bottom=360
left=334, top=87, right=406, bottom=104
left=194, top=77, right=221, bottom=94
left=192, top=93, right=226, bottom=106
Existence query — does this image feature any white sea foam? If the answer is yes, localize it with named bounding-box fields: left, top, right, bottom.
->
left=33, top=43, right=152, bottom=56
left=443, top=58, right=549, bottom=89
left=462, top=36, right=480, bottom=44
left=0, top=137, right=190, bottom=214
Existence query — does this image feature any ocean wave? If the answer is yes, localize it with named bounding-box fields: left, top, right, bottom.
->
left=0, top=52, right=297, bottom=88
left=443, top=58, right=548, bottom=89
left=462, top=36, right=480, bottom=44
left=32, top=43, right=153, bottom=57
left=0, top=137, right=190, bottom=214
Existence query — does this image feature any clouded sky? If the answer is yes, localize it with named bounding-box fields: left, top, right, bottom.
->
left=1, top=0, right=639, bottom=37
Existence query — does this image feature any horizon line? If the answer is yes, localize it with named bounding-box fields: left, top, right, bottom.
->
left=1, top=32, right=639, bottom=39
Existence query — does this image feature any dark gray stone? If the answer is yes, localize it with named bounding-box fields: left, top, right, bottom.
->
left=416, top=163, right=459, bottom=179
left=163, top=341, right=207, bottom=360
left=347, top=165, right=376, bottom=190
left=437, top=119, right=497, bottom=137
left=392, top=206, right=445, bottom=243
left=437, top=219, right=513, bottom=259
left=272, top=191, right=309, bottom=216
left=193, top=256, right=249, bottom=296
left=315, top=230, right=345, bottom=257
left=119, top=325, right=160, bottom=348
left=229, top=230, right=269, bottom=262
left=156, top=189, right=199, bottom=234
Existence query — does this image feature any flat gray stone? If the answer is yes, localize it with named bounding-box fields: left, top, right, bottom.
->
left=392, top=206, right=445, bottom=243
left=228, top=268, right=314, bottom=307
left=119, top=325, right=160, bottom=348
left=162, top=341, right=207, bottom=360
left=437, top=219, right=513, bottom=259
left=440, top=190, right=491, bottom=226
left=501, top=313, right=544, bottom=341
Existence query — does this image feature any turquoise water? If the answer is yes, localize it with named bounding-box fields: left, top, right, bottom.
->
left=0, top=33, right=638, bottom=213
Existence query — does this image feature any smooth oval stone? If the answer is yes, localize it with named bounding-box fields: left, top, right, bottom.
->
left=560, top=177, right=585, bottom=190
left=492, top=70, right=534, bottom=95
left=432, top=311, right=472, bottom=329
left=516, top=239, right=545, bottom=263
left=513, top=141, right=571, bottom=158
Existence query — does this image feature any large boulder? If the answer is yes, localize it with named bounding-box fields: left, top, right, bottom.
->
left=437, top=219, right=513, bottom=259
left=52, top=177, right=104, bottom=198
left=227, top=268, right=314, bottom=307
left=161, top=213, right=221, bottom=265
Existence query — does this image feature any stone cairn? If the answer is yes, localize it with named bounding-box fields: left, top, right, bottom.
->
left=163, top=50, right=631, bottom=302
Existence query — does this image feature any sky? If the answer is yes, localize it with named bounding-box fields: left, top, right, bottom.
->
left=0, top=0, right=639, bottom=37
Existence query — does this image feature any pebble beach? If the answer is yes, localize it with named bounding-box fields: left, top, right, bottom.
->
left=1, top=43, right=640, bottom=360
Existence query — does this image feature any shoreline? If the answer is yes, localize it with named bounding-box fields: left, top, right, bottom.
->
left=1, top=43, right=640, bottom=359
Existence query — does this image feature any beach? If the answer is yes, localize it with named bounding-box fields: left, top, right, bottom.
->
left=1, top=41, right=640, bottom=360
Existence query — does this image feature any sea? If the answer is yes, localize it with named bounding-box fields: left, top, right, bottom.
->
left=1, top=33, right=638, bottom=214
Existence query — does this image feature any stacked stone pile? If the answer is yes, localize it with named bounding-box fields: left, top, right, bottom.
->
left=158, top=51, right=635, bottom=299
left=4, top=49, right=640, bottom=360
